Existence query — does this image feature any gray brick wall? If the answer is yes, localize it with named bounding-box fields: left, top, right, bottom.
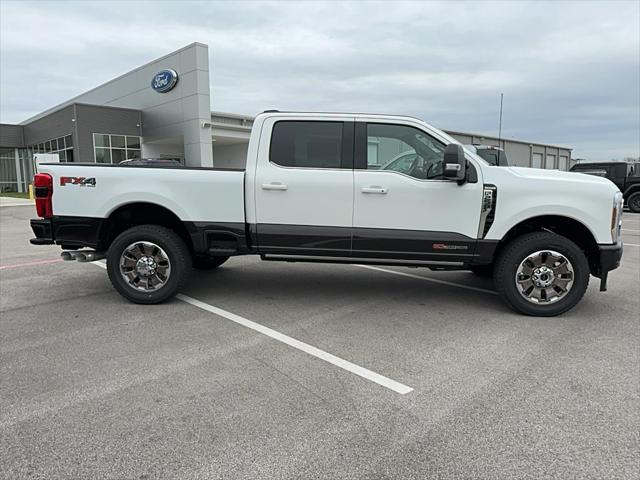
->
left=74, top=104, right=142, bottom=161
left=22, top=105, right=75, bottom=147
left=0, top=124, right=24, bottom=147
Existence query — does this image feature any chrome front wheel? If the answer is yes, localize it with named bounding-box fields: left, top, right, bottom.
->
left=495, top=232, right=589, bottom=316
left=515, top=250, right=574, bottom=304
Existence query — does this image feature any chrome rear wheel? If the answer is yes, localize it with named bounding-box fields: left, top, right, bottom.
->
left=119, top=241, right=172, bottom=292
left=107, top=225, right=191, bottom=304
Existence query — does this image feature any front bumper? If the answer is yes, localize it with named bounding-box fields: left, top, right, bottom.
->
left=30, top=218, right=54, bottom=245
left=595, top=241, right=623, bottom=291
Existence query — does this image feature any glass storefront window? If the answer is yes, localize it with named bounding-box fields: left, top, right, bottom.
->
left=0, top=148, right=18, bottom=192
left=93, top=133, right=141, bottom=164
left=95, top=148, right=111, bottom=163
left=26, top=134, right=73, bottom=165
left=94, top=134, right=110, bottom=148
left=126, top=136, right=140, bottom=149
left=111, top=135, right=125, bottom=148
left=111, top=149, right=125, bottom=163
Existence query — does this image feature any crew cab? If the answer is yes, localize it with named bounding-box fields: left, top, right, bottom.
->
left=30, top=112, right=624, bottom=316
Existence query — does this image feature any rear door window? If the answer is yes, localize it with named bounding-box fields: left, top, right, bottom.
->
left=270, top=121, right=351, bottom=169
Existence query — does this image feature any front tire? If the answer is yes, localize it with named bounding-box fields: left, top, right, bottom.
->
left=627, top=192, right=640, bottom=213
left=494, top=232, right=589, bottom=316
left=107, top=225, right=191, bottom=304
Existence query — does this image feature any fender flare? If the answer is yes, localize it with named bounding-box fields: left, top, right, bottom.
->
left=622, top=184, right=640, bottom=199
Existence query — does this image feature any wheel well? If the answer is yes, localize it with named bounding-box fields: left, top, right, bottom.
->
left=496, top=215, right=599, bottom=274
left=623, top=185, right=640, bottom=200
left=99, top=203, right=193, bottom=253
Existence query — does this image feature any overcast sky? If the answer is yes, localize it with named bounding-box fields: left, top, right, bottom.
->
left=1, top=0, right=638, bottom=160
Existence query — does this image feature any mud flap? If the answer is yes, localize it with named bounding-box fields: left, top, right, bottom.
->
left=599, top=271, right=608, bottom=292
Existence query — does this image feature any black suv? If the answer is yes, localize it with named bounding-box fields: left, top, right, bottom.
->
left=570, top=162, right=640, bottom=213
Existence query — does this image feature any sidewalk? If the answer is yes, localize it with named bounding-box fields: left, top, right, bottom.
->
left=0, top=197, right=34, bottom=207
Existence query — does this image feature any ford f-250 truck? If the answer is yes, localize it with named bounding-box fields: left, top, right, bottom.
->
left=29, top=111, right=623, bottom=316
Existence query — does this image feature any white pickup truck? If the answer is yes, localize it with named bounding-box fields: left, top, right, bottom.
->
left=30, top=111, right=623, bottom=316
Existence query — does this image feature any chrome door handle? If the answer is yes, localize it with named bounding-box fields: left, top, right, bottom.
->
left=261, top=182, right=288, bottom=191
left=361, top=186, right=388, bottom=194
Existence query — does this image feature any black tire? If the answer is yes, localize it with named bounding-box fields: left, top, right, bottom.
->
left=193, top=256, right=229, bottom=270
left=106, top=225, right=191, bottom=304
left=494, top=232, right=590, bottom=316
left=627, top=192, right=640, bottom=214
left=469, top=264, right=493, bottom=278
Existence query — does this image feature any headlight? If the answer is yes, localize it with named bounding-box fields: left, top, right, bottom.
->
left=611, top=191, right=623, bottom=242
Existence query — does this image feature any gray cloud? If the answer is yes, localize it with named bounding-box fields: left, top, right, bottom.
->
left=1, top=0, right=638, bottom=160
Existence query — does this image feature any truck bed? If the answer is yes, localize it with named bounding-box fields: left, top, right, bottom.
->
left=36, top=163, right=246, bottom=224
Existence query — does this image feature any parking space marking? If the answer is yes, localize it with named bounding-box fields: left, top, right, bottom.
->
left=176, top=294, right=413, bottom=395
left=0, top=258, right=63, bottom=270
left=355, top=264, right=499, bottom=295
left=621, top=229, right=639, bottom=233
left=91, top=261, right=412, bottom=395
left=625, top=243, right=640, bottom=247
left=0, top=203, right=33, bottom=208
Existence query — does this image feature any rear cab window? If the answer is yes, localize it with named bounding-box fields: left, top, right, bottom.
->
left=269, top=121, right=353, bottom=169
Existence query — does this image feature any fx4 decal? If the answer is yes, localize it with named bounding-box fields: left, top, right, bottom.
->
left=60, top=176, right=96, bottom=187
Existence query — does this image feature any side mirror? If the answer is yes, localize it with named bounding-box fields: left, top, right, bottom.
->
left=443, top=144, right=467, bottom=182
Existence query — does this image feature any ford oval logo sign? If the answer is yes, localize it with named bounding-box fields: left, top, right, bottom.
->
left=151, top=69, right=178, bottom=93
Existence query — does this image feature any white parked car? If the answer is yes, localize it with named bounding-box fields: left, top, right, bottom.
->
left=30, top=111, right=623, bottom=316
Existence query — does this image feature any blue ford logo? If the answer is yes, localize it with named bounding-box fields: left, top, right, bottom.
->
left=151, top=69, right=178, bottom=93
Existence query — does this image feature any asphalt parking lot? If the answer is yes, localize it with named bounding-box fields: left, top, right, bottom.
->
left=1, top=204, right=638, bottom=480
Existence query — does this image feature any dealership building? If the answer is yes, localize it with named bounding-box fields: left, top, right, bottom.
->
left=0, top=43, right=573, bottom=193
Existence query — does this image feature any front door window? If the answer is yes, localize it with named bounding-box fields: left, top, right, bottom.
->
left=365, top=123, right=446, bottom=180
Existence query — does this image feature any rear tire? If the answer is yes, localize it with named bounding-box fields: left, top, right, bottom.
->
left=107, top=225, right=191, bottom=304
left=627, top=192, right=640, bottom=213
left=494, top=232, right=589, bottom=316
left=193, top=256, right=229, bottom=270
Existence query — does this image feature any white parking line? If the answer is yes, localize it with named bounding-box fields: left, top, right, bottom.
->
left=622, top=229, right=639, bottom=233
left=355, top=264, right=498, bottom=295
left=91, top=260, right=412, bottom=395
left=177, top=294, right=413, bottom=394
left=0, top=202, right=33, bottom=208
left=625, top=243, right=640, bottom=247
